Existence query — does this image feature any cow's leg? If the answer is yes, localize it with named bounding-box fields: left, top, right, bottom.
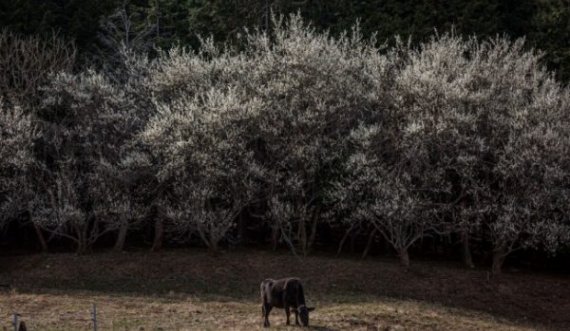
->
left=261, top=304, right=265, bottom=322
left=263, top=304, right=272, bottom=327
left=294, top=309, right=300, bottom=325
left=285, top=305, right=291, bottom=325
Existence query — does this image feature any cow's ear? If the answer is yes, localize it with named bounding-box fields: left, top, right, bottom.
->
left=307, top=307, right=316, bottom=312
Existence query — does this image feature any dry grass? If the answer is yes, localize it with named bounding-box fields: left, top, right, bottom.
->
left=0, top=249, right=568, bottom=330
left=0, top=292, right=535, bottom=331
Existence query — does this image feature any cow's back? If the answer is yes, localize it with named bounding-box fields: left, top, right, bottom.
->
left=261, top=278, right=305, bottom=309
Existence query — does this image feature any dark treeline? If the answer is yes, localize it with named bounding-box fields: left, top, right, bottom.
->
left=1, top=0, right=569, bottom=81
left=1, top=3, right=570, bottom=275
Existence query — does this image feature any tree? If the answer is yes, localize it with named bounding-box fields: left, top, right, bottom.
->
left=140, top=43, right=262, bottom=253
left=0, top=100, right=35, bottom=234
left=392, top=33, right=570, bottom=273
left=332, top=123, right=445, bottom=269
left=31, top=68, right=149, bottom=253
left=391, top=33, right=491, bottom=268
left=530, top=0, right=570, bottom=82
left=243, top=16, right=389, bottom=255
left=0, top=30, right=75, bottom=108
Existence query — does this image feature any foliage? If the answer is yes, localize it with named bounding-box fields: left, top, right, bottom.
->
left=243, top=17, right=389, bottom=255
left=141, top=45, right=261, bottom=252
left=0, top=14, right=569, bottom=273
left=0, top=29, right=75, bottom=108
left=386, top=33, right=570, bottom=272
left=0, top=99, right=35, bottom=231
left=1, top=1, right=569, bottom=80
left=30, top=66, right=149, bottom=253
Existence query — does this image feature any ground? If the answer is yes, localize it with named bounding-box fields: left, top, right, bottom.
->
left=0, top=249, right=568, bottom=330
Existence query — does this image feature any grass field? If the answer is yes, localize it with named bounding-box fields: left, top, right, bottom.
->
left=0, top=250, right=568, bottom=330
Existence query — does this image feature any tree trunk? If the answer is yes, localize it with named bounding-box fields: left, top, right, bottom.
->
left=271, top=225, right=279, bottom=251
left=307, top=206, right=321, bottom=254
left=337, top=225, right=354, bottom=257
left=151, top=217, right=164, bottom=252
left=76, top=238, right=87, bottom=255
left=350, top=230, right=357, bottom=253
left=298, top=218, right=308, bottom=256
left=383, top=237, right=391, bottom=254
left=460, top=230, right=475, bottom=268
left=33, top=222, right=48, bottom=252
left=75, top=224, right=88, bottom=255
left=491, top=244, right=507, bottom=275
left=209, top=237, right=220, bottom=255
left=361, top=229, right=377, bottom=259
left=398, top=248, right=410, bottom=269
left=114, top=219, right=129, bottom=252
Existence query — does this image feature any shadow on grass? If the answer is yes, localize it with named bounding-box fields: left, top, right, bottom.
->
left=309, top=326, right=338, bottom=331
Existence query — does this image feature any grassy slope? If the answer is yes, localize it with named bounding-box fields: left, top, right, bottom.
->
left=0, top=249, right=568, bottom=330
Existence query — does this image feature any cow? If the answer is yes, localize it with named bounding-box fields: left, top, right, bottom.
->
left=260, top=277, right=315, bottom=327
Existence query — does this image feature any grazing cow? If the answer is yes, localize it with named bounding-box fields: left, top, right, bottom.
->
left=260, top=278, right=315, bottom=327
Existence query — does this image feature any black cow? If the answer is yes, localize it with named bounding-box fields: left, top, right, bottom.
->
left=260, top=277, right=315, bottom=327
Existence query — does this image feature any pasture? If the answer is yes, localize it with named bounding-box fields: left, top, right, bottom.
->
left=0, top=250, right=567, bottom=330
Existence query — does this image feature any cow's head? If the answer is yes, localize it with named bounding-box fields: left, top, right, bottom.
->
left=298, top=305, right=315, bottom=326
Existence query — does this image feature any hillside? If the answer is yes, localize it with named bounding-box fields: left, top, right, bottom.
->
left=0, top=250, right=568, bottom=330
